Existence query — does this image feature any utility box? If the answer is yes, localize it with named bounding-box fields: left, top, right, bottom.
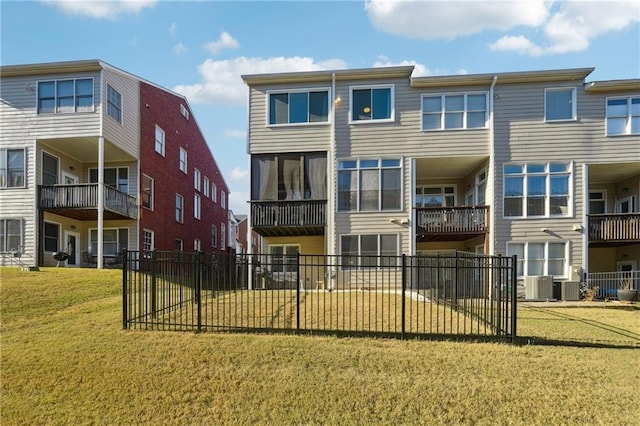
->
left=525, top=275, right=553, bottom=300
left=561, top=280, right=580, bottom=301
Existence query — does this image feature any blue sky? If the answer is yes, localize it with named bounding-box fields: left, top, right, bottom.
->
left=2, top=0, right=639, bottom=214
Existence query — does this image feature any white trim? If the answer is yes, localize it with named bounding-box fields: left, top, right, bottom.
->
left=142, top=228, right=154, bottom=251
left=43, top=220, right=62, bottom=253
left=544, top=86, right=577, bottom=122
left=63, top=230, right=80, bottom=267
left=41, top=150, right=60, bottom=185
left=420, top=91, right=489, bottom=131
left=266, top=87, right=332, bottom=127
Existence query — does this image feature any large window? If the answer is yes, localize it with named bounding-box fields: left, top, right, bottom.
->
left=44, top=221, right=60, bottom=252
left=0, top=149, right=25, bottom=188
left=142, top=174, right=153, bottom=210
left=340, top=234, right=398, bottom=268
left=179, top=147, right=187, bottom=173
left=0, top=219, right=22, bottom=253
left=503, top=162, right=570, bottom=218
left=422, top=93, right=487, bottom=130
left=251, top=153, right=327, bottom=201
left=175, top=194, right=184, bottom=223
left=268, top=89, right=329, bottom=125
left=415, top=185, right=455, bottom=208
left=606, top=96, right=640, bottom=136
left=90, top=228, right=128, bottom=256
left=89, top=167, right=128, bottom=193
left=338, top=158, right=401, bottom=211
left=42, top=152, right=59, bottom=185
left=545, top=88, right=576, bottom=121
left=351, top=85, right=393, bottom=122
left=155, top=125, right=165, bottom=156
left=507, top=242, right=567, bottom=278
left=38, top=78, right=93, bottom=114
left=106, top=84, right=122, bottom=124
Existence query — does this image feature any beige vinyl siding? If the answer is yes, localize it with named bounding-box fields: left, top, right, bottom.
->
left=248, top=84, right=332, bottom=154
left=102, top=69, right=140, bottom=159
left=335, top=214, right=410, bottom=255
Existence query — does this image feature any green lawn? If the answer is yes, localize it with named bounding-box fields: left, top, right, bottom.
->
left=1, top=267, right=639, bottom=425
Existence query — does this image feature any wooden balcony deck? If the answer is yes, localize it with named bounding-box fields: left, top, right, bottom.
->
left=416, top=206, right=489, bottom=242
left=588, top=213, right=640, bottom=247
left=38, top=184, right=138, bottom=220
left=251, top=200, right=326, bottom=237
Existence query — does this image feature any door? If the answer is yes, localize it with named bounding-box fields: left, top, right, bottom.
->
left=62, top=171, right=79, bottom=185
left=64, top=231, right=80, bottom=266
left=615, top=196, right=636, bottom=213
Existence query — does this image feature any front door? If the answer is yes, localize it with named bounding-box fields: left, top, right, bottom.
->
left=64, top=231, right=80, bottom=266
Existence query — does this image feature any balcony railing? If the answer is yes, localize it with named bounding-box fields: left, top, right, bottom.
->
left=588, top=213, right=640, bottom=243
left=416, top=206, right=489, bottom=236
left=251, top=200, right=326, bottom=229
left=39, top=184, right=138, bottom=220
left=586, top=270, right=639, bottom=299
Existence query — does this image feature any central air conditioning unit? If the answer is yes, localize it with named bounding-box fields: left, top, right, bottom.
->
left=524, top=275, right=553, bottom=300
left=561, top=280, right=580, bottom=301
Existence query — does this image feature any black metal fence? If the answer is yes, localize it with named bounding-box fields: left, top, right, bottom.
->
left=122, top=250, right=517, bottom=342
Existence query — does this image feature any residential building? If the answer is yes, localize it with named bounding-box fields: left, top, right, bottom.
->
left=242, top=66, right=639, bottom=287
left=0, top=60, right=229, bottom=268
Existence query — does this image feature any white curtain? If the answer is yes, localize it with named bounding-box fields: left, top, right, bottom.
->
left=306, top=155, right=327, bottom=199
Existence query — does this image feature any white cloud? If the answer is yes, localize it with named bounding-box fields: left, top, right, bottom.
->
left=229, top=191, right=249, bottom=215
left=224, top=130, right=247, bottom=139
left=372, top=55, right=466, bottom=77
left=204, top=31, right=240, bottom=55
left=488, top=35, right=545, bottom=56
left=173, top=56, right=347, bottom=105
left=43, top=0, right=156, bottom=20
left=169, top=22, right=177, bottom=36
left=174, top=42, right=187, bottom=54
left=230, top=167, right=249, bottom=182
left=365, top=0, right=549, bottom=40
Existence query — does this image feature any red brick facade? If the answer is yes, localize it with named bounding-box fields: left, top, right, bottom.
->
left=139, top=82, right=229, bottom=252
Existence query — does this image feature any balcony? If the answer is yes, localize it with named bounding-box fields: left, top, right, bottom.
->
left=38, top=184, right=138, bottom=220
left=588, top=213, right=640, bottom=247
left=251, top=200, right=326, bottom=237
left=416, top=206, right=489, bottom=242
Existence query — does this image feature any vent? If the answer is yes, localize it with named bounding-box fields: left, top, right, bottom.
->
left=524, top=275, right=553, bottom=300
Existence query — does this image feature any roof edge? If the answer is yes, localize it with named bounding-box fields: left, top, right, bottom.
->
left=242, top=66, right=414, bottom=86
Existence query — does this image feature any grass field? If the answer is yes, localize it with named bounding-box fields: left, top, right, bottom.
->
left=2, top=267, right=639, bottom=425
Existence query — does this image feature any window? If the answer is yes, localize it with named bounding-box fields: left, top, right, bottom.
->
left=142, top=229, right=154, bottom=251
left=0, top=149, right=25, bottom=188
left=194, top=238, right=201, bottom=251
left=155, top=125, right=165, bottom=156
left=142, top=175, right=154, bottom=210
left=545, top=88, right=576, bottom=121
left=422, top=93, right=487, bottom=130
left=221, top=223, right=226, bottom=249
left=175, top=194, right=184, bottom=223
left=37, top=78, right=93, bottom=114
left=507, top=242, right=567, bottom=278
left=503, top=163, right=570, bottom=217
left=89, top=167, right=128, bottom=193
left=194, top=169, right=201, bottom=191
left=90, top=228, right=128, bottom=256
left=42, top=152, right=59, bottom=185
left=175, top=239, right=183, bottom=251
left=338, top=158, right=401, bottom=211
left=212, top=183, right=217, bottom=202
left=203, top=176, right=210, bottom=197
left=179, top=147, right=187, bottom=173
left=606, top=96, right=640, bottom=136
left=221, top=191, right=226, bottom=209
left=351, top=85, right=393, bottom=122
left=44, top=221, right=60, bottom=252
left=589, top=190, right=606, bottom=214
left=180, top=103, right=190, bottom=120
left=211, top=224, right=217, bottom=248
left=340, top=234, right=398, bottom=268
left=194, top=194, right=201, bottom=219
left=415, top=185, right=455, bottom=208
left=476, top=169, right=487, bottom=205
left=269, top=244, right=299, bottom=274
left=106, top=84, right=122, bottom=123
left=251, top=153, right=327, bottom=201
left=268, top=89, right=329, bottom=125
left=0, top=219, right=22, bottom=252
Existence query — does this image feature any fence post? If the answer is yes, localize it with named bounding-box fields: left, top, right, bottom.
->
left=196, top=251, right=202, bottom=332
left=511, top=254, right=518, bottom=343
left=401, top=254, right=406, bottom=340
left=122, top=249, right=128, bottom=330
left=151, top=250, right=157, bottom=319
left=296, top=252, right=301, bottom=332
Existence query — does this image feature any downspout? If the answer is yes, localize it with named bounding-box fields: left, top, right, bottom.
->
left=246, top=84, right=253, bottom=290
left=97, top=69, right=105, bottom=269
left=488, top=75, right=498, bottom=257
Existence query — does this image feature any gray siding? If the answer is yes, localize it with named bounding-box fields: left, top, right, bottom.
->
left=102, top=68, right=140, bottom=158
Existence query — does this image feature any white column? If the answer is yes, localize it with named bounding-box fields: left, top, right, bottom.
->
left=97, top=135, right=104, bottom=269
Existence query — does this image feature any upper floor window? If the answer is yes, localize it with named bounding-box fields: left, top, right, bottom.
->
left=38, top=78, right=93, bottom=114
left=203, top=176, right=210, bottom=197
left=194, top=238, right=201, bottom=251
left=338, top=158, right=401, bottom=212
left=350, top=85, right=393, bottom=122
left=211, top=224, right=218, bottom=248
left=194, top=168, right=201, bottom=191
left=179, top=147, right=187, bottom=173
left=180, top=103, right=190, bottom=120
left=507, top=241, right=567, bottom=278
left=221, top=190, right=226, bottom=209
left=42, top=152, right=59, bottom=185
left=0, top=218, right=23, bottom=253
left=251, top=153, right=327, bottom=201
left=545, top=88, right=576, bottom=122
left=142, top=174, right=154, bottom=210
left=212, top=183, right=217, bottom=203
left=606, top=96, right=640, bottom=136
left=89, top=167, right=128, bottom=193
left=194, top=194, right=201, bottom=219
left=175, top=194, right=184, bottom=223
left=422, top=93, right=487, bottom=130
left=0, top=148, right=25, bottom=188
left=268, top=89, right=329, bottom=125
left=503, top=162, right=571, bottom=218
left=106, top=84, right=122, bottom=124
left=155, top=125, right=165, bottom=156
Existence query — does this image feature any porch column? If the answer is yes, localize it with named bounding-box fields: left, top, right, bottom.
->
left=582, top=164, right=589, bottom=275
left=97, top=136, right=104, bottom=269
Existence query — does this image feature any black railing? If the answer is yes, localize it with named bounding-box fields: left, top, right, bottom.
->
left=123, top=250, right=517, bottom=342
left=251, top=200, right=326, bottom=228
left=39, top=184, right=138, bottom=219
left=415, top=206, right=489, bottom=234
left=588, top=213, right=640, bottom=242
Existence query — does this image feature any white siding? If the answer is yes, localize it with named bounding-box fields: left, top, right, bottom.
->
left=102, top=68, right=140, bottom=158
